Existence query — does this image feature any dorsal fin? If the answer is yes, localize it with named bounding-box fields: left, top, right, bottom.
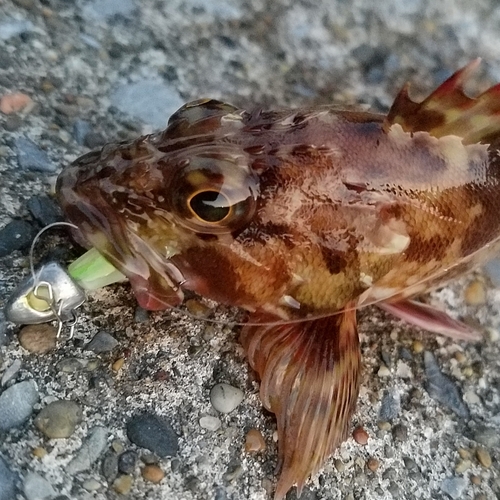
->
left=385, top=59, right=500, bottom=144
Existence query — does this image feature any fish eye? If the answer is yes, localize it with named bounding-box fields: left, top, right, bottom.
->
left=188, top=190, right=231, bottom=223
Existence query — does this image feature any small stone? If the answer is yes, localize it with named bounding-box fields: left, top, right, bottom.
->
left=454, top=351, right=466, bottom=363
left=245, top=429, right=266, bottom=453
left=118, top=450, right=137, bottom=475
left=126, top=413, right=179, bottom=457
left=72, top=119, right=92, bottom=145
left=0, top=380, right=39, bottom=431
left=32, top=447, right=47, bottom=459
left=392, top=424, right=408, bottom=442
left=396, top=360, right=412, bottom=378
left=403, top=457, right=419, bottom=472
left=455, top=459, right=471, bottom=473
left=377, top=365, right=391, bottom=377
left=464, top=280, right=486, bottom=306
left=0, top=92, right=33, bottom=114
left=334, top=459, right=345, bottom=473
left=57, top=357, right=85, bottom=373
left=27, top=195, right=63, bottom=226
left=134, top=307, right=149, bottom=323
left=353, top=426, right=369, bottom=445
left=82, top=478, right=102, bottom=491
left=15, top=137, right=55, bottom=172
left=377, top=421, right=391, bottom=431
left=210, top=383, right=244, bottom=414
left=1, top=358, right=21, bottom=386
left=67, top=427, right=108, bottom=474
left=112, top=358, right=125, bottom=372
left=102, top=451, right=119, bottom=483
left=475, top=448, right=492, bottom=468
left=440, top=477, right=467, bottom=500
left=113, top=475, right=133, bottom=494
left=199, top=415, right=221, bottom=431
left=382, top=468, right=397, bottom=481
left=470, top=475, right=481, bottom=485
left=223, top=463, right=243, bottom=482
left=185, top=299, right=212, bottom=318
left=473, top=426, right=500, bottom=448
left=112, top=441, right=125, bottom=454
left=412, top=340, right=424, bottom=353
left=23, top=472, right=56, bottom=500
left=379, top=390, right=401, bottom=422
left=34, top=400, right=82, bottom=438
left=366, top=457, right=380, bottom=472
left=18, top=324, right=57, bottom=354
left=0, top=220, right=37, bottom=257
left=141, top=464, right=165, bottom=483
left=0, top=455, right=16, bottom=500
left=424, top=351, right=470, bottom=419
left=458, top=448, right=471, bottom=459
left=85, top=331, right=118, bottom=353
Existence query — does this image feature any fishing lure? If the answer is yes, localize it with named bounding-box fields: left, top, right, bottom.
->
left=7, top=60, right=500, bottom=498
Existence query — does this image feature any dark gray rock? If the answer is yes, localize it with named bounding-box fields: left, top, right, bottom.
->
left=85, top=331, right=118, bottom=353
left=102, top=450, right=119, bottom=483
left=27, top=195, right=63, bottom=226
left=379, top=389, right=401, bottom=422
left=0, top=455, right=16, bottom=500
left=0, top=220, right=37, bottom=257
left=0, top=380, right=39, bottom=431
left=118, top=450, right=137, bottom=474
left=15, top=137, right=55, bottom=172
left=126, top=414, right=178, bottom=458
left=424, top=351, right=470, bottom=419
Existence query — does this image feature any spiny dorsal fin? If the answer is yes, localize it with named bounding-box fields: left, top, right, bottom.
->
left=386, top=59, right=500, bottom=144
left=241, top=309, right=360, bottom=499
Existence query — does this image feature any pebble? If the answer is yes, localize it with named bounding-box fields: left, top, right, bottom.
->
left=141, top=464, right=165, bottom=483
left=470, top=475, right=481, bottom=485
left=366, top=457, right=380, bottom=472
left=23, top=472, right=56, bottom=500
left=475, top=448, right=492, bottom=468
left=113, top=475, right=133, bottom=494
left=0, top=380, right=39, bottom=431
left=110, top=80, right=184, bottom=129
left=85, top=331, right=118, bottom=353
left=464, top=280, right=487, bottom=306
left=1, top=358, right=21, bottom=386
left=473, top=426, right=500, bottom=448
left=483, top=258, right=500, bottom=286
left=126, top=413, right=179, bottom=457
left=412, top=340, right=424, bottom=353
left=199, top=415, right=221, bottom=431
left=72, top=119, right=92, bottom=145
left=185, top=299, right=212, bottom=318
left=102, top=450, right=119, bottom=483
left=0, top=455, right=16, bottom=500
left=0, top=92, right=32, bottom=114
left=18, top=324, right=57, bottom=354
left=440, top=477, right=467, bottom=499
left=34, top=400, right=82, bottom=438
left=32, top=447, right=47, bottom=459
left=379, top=390, right=401, bottom=422
left=15, top=137, right=55, bottom=172
left=56, top=357, right=85, bottom=373
left=455, top=459, right=471, bottom=473
left=0, top=220, right=37, bottom=257
left=118, top=450, right=137, bottom=474
left=377, top=364, right=391, bottom=377
left=0, top=19, right=34, bottom=40
left=245, top=429, right=266, bottom=453
left=82, top=478, right=102, bottom=491
left=210, top=383, right=244, bottom=414
left=396, top=360, right=412, bottom=378
left=27, top=195, right=63, bottom=226
left=424, top=351, right=470, bottom=419
left=352, top=426, right=369, bottom=445
left=392, top=423, right=408, bottom=442
left=67, top=427, right=108, bottom=474
left=81, top=0, right=136, bottom=21
left=112, top=357, right=125, bottom=372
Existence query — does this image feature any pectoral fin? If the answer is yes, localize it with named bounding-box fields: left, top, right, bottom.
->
left=241, top=309, right=360, bottom=499
left=378, top=299, right=482, bottom=341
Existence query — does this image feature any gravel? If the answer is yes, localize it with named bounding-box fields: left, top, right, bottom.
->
left=210, top=383, right=244, bottom=414
left=1, top=0, right=500, bottom=499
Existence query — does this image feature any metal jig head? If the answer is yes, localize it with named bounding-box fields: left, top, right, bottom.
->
left=4, top=261, right=86, bottom=339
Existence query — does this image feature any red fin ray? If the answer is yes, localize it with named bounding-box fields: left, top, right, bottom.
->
left=378, top=299, right=482, bottom=341
left=241, top=309, right=360, bottom=499
left=386, top=59, right=500, bottom=144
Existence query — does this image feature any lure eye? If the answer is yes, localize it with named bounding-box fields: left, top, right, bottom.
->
left=188, top=190, right=231, bottom=223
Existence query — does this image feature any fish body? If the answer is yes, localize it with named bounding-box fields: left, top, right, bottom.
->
left=57, top=61, right=500, bottom=498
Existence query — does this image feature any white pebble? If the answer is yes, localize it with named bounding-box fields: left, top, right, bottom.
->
left=199, top=415, right=221, bottom=431
left=23, top=472, right=56, bottom=500
left=210, top=383, right=244, bottom=414
left=377, top=365, right=391, bottom=377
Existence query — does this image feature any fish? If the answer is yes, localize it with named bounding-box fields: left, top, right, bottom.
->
left=56, top=60, right=500, bottom=499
